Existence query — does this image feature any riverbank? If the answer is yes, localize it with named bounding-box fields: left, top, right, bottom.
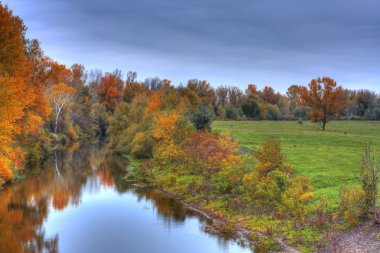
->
left=132, top=174, right=380, bottom=253
left=157, top=188, right=301, bottom=253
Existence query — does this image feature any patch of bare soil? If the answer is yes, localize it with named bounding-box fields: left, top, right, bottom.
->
left=318, top=221, right=380, bottom=253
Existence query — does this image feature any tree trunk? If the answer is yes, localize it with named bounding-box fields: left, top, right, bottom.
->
left=322, top=120, right=326, bottom=131
left=55, top=108, right=61, bottom=133
left=322, top=111, right=327, bottom=131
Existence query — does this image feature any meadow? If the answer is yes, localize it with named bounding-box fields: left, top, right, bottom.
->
left=213, top=120, right=380, bottom=207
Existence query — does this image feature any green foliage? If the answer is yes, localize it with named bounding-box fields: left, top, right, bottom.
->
left=259, top=103, right=281, bottom=120
left=172, top=118, right=196, bottom=144
left=189, top=100, right=215, bottom=130
left=243, top=138, right=312, bottom=217
left=108, top=99, right=155, bottom=157
left=0, top=178, right=4, bottom=189
left=130, top=132, right=154, bottom=159
left=25, top=133, right=52, bottom=169
left=294, top=106, right=309, bottom=118
left=242, top=99, right=260, bottom=119
left=225, top=105, right=240, bottom=119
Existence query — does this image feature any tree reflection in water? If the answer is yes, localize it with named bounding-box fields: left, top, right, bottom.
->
left=0, top=145, right=250, bottom=253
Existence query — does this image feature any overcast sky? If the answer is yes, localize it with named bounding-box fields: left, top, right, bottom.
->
left=5, top=0, right=380, bottom=92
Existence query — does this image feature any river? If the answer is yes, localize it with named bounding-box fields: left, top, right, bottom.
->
left=0, top=146, right=254, bottom=253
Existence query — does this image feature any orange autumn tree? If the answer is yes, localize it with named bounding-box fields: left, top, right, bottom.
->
left=0, top=4, right=50, bottom=182
left=245, top=84, right=259, bottom=99
left=298, top=77, right=345, bottom=131
left=0, top=77, right=31, bottom=181
left=152, top=111, right=182, bottom=161
left=0, top=5, right=27, bottom=77
left=47, top=82, right=75, bottom=133
left=97, top=72, right=124, bottom=113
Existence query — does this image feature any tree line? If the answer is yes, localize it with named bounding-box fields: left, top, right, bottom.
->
left=1, top=2, right=380, bottom=186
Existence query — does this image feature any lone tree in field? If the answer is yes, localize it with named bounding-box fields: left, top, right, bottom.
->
left=48, top=82, right=75, bottom=132
left=298, top=77, right=345, bottom=131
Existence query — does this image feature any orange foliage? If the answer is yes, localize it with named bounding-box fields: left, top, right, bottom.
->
left=298, top=77, right=346, bottom=130
left=146, top=92, right=161, bottom=111
left=260, top=86, right=280, bottom=104
left=0, top=76, right=35, bottom=180
left=50, top=82, right=76, bottom=98
left=246, top=84, right=259, bottom=99
left=98, top=73, right=124, bottom=113
left=152, top=111, right=190, bottom=161
left=97, top=169, right=114, bottom=186
left=0, top=159, right=12, bottom=181
left=52, top=191, right=70, bottom=211
left=181, top=132, right=241, bottom=174
left=0, top=4, right=28, bottom=77
left=0, top=4, right=51, bottom=182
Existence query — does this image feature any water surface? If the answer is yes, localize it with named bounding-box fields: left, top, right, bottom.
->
left=0, top=146, right=253, bottom=253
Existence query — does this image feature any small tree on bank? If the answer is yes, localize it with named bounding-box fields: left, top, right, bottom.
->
left=360, top=146, right=380, bottom=215
left=298, top=77, right=345, bottom=131
left=48, top=82, right=75, bottom=133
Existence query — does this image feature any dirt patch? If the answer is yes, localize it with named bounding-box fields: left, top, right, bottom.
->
left=318, top=221, right=380, bottom=253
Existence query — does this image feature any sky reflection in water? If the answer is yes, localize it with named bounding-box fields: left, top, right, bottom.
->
left=0, top=146, right=253, bottom=253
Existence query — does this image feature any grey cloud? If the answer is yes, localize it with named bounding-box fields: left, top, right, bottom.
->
left=6, top=0, right=380, bottom=91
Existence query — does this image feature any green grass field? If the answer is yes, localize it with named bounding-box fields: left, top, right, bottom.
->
left=213, top=120, right=380, bottom=207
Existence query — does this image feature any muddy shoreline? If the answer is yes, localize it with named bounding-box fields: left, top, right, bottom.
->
left=157, top=187, right=301, bottom=253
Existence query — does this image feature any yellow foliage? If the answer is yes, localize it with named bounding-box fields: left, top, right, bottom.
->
left=153, top=111, right=181, bottom=143
left=299, top=192, right=314, bottom=202
left=64, top=127, right=78, bottom=142
left=339, top=187, right=366, bottom=227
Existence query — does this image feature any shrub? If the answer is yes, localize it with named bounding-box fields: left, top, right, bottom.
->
left=339, top=187, right=366, bottom=227
left=293, top=106, right=309, bottom=118
left=242, top=99, right=260, bottom=119
left=243, top=138, right=312, bottom=217
left=180, top=132, right=241, bottom=177
left=130, top=132, right=154, bottom=159
left=282, top=115, right=297, bottom=121
left=259, top=103, right=281, bottom=120
left=372, top=108, right=380, bottom=120
left=254, top=137, right=292, bottom=176
left=280, top=175, right=313, bottom=219
left=359, top=146, right=380, bottom=214
left=311, top=198, right=333, bottom=229
left=225, top=105, right=240, bottom=119
left=189, top=100, right=215, bottom=130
